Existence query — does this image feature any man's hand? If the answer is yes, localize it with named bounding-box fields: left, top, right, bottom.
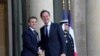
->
left=38, top=47, right=43, bottom=55
left=60, top=53, right=66, bottom=56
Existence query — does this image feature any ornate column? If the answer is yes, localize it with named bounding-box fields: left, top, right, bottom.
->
left=71, top=0, right=86, bottom=56
left=87, top=0, right=100, bottom=56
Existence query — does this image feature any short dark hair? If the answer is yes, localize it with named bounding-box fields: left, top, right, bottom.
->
left=28, top=16, right=37, bottom=23
left=40, top=10, right=50, bottom=17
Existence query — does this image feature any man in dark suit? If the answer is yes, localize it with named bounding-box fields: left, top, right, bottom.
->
left=60, top=20, right=74, bottom=56
left=40, top=10, right=66, bottom=56
left=21, top=16, right=41, bottom=56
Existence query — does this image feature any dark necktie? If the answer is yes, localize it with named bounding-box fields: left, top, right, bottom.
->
left=45, top=25, right=48, bottom=38
left=33, top=30, right=39, bottom=42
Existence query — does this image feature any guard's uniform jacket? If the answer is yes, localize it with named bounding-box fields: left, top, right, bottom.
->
left=64, top=30, right=74, bottom=56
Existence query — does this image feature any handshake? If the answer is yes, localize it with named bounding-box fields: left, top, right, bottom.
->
left=37, top=47, right=66, bottom=56
left=38, top=47, right=44, bottom=56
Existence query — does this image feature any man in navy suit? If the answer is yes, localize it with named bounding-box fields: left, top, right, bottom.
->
left=21, top=16, right=41, bottom=56
left=40, top=10, right=66, bottom=56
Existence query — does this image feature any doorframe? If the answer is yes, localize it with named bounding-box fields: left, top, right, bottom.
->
left=7, top=0, right=13, bottom=56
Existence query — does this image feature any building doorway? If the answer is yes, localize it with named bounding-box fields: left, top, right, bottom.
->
left=0, top=0, right=8, bottom=56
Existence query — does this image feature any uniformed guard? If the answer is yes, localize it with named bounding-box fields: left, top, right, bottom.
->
left=60, top=20, right=74, bottom=56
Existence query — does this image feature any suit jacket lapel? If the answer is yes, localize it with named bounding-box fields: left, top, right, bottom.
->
left=42, top=26, right=45, bottom=35
left=28, top=28, right=38, bottom=41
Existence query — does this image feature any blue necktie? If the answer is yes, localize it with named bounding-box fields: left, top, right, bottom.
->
left=33, top=30, right=39, bottom=42
left=45, top=25, right=48, bottom=38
